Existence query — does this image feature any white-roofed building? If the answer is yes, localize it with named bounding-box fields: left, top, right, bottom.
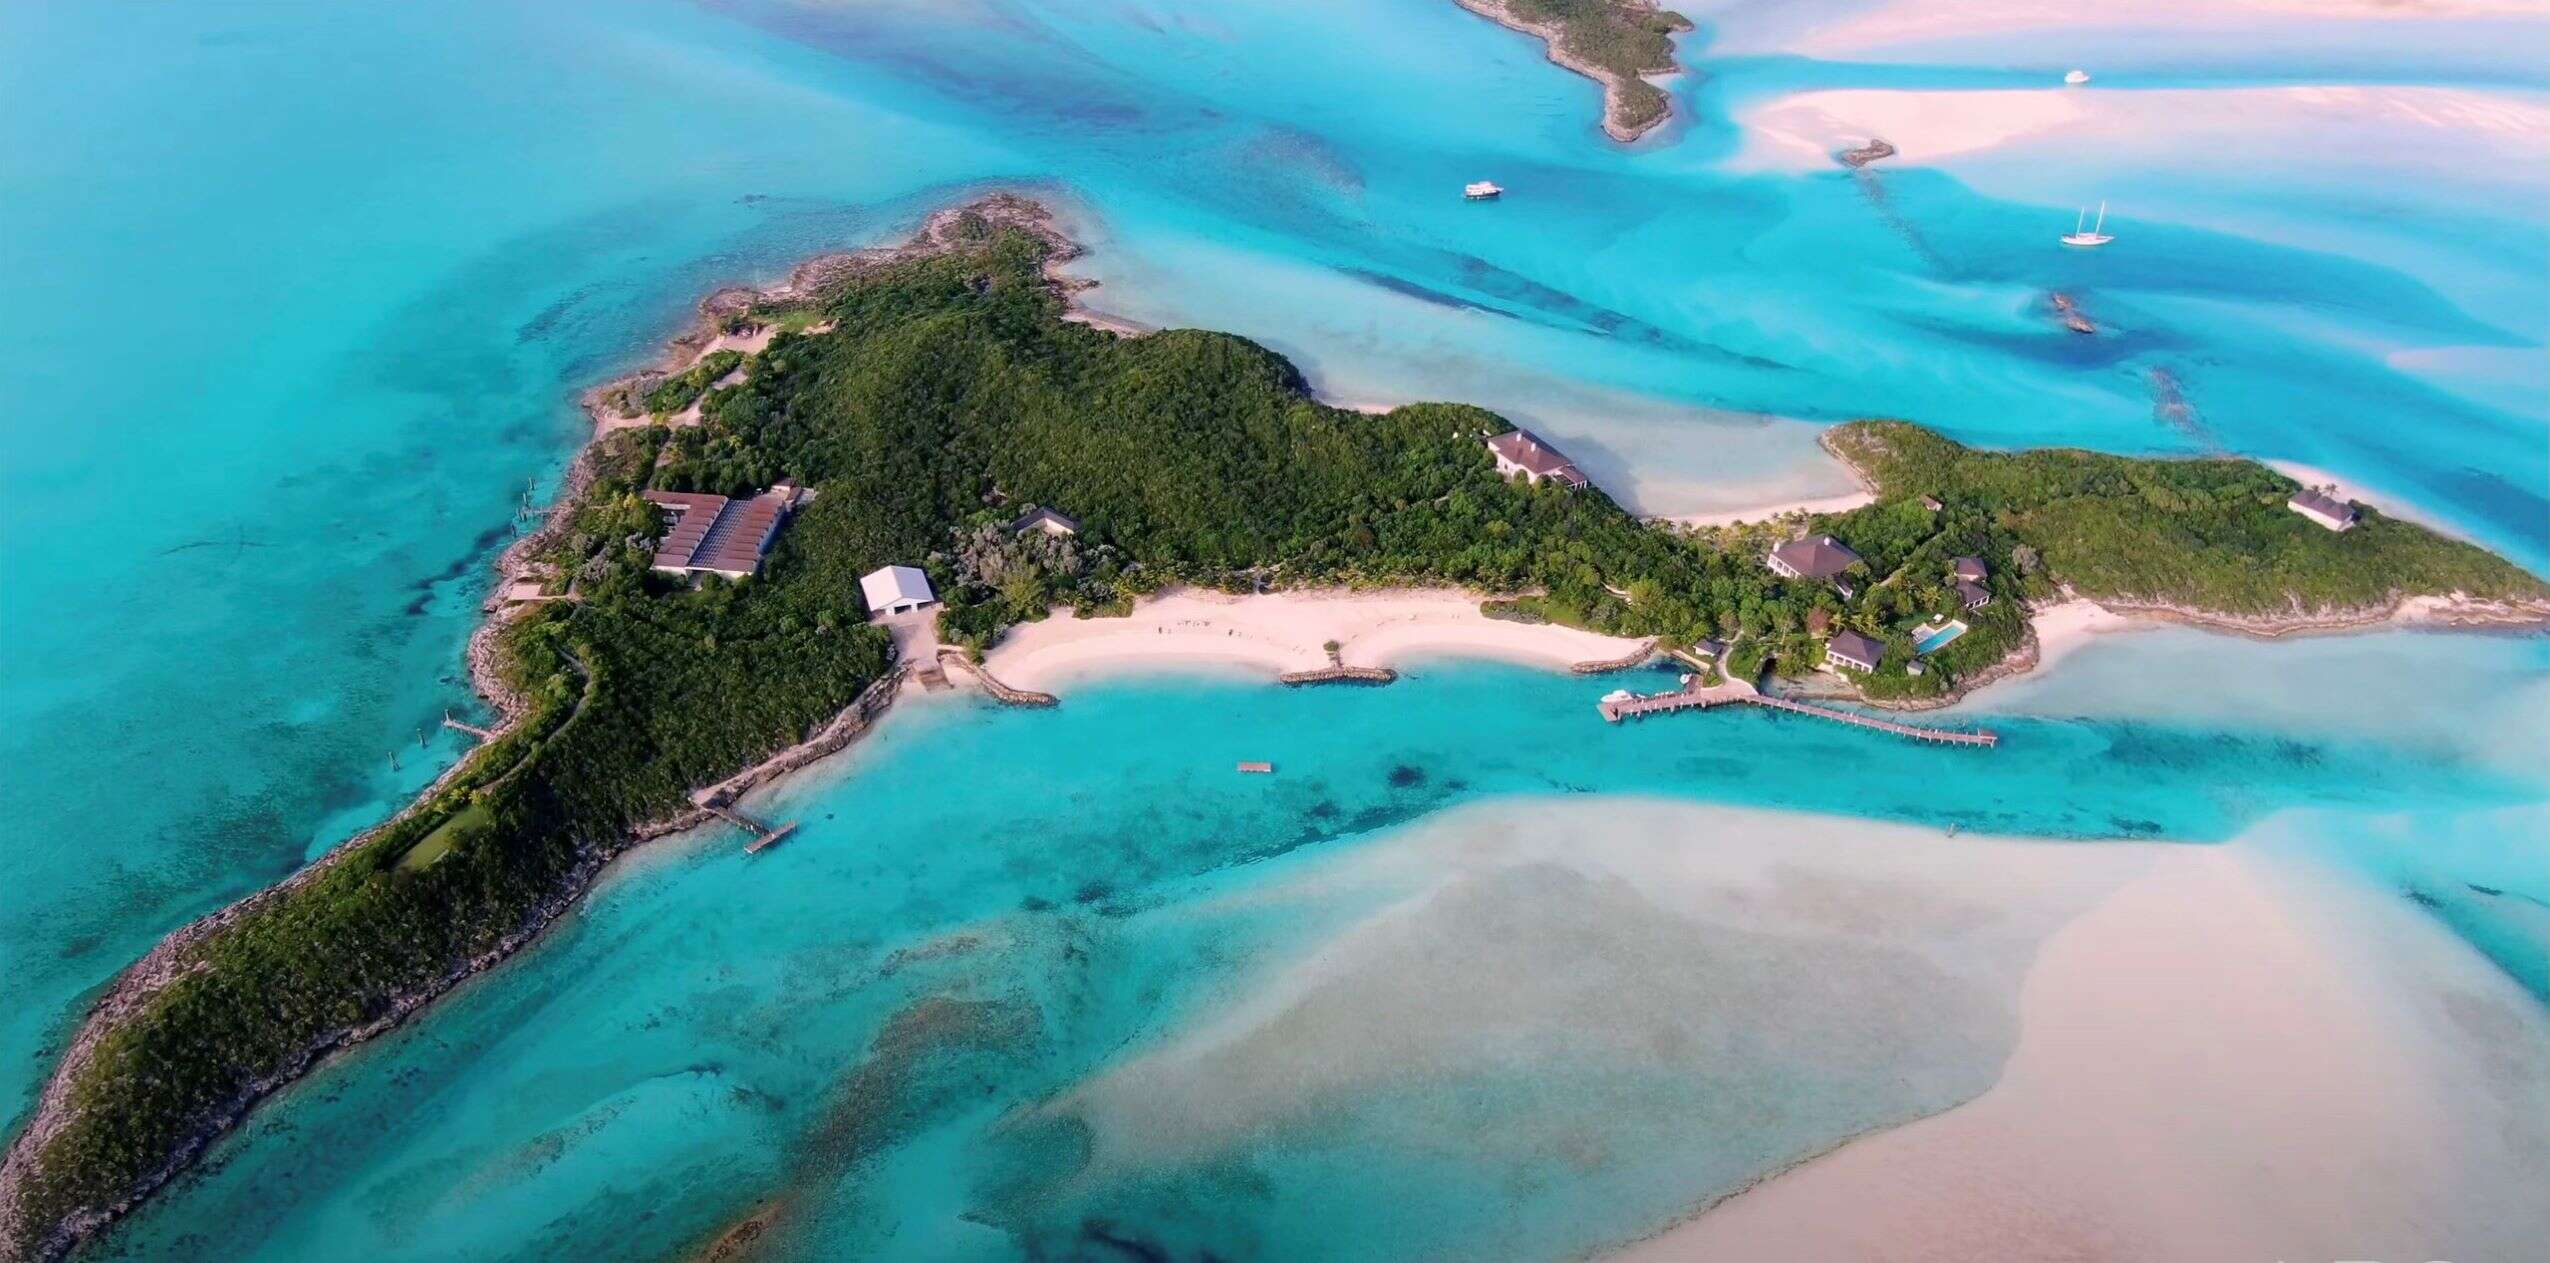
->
left=860, top=564, right=937, bottom=617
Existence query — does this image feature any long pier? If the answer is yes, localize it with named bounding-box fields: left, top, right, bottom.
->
left=1599, top=679, right=1997, bottom=747
left=440, top=711, right=498, bottom=741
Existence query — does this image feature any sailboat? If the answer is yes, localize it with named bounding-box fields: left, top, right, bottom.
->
left=2061, top=201, right=2114, bottom=247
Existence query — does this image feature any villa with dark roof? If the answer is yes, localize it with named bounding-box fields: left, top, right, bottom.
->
left=2288, top=488, right=2358, bottom=532
left=643, top=481, right=805, bottom=579
left=1767, top=534, right=1861, bottom=583
left=1824, top=629, right=1884, bottom=674
left=1485, top=428, right=1588, bottom=488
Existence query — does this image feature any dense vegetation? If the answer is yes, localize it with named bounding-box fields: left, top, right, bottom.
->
left=15, top=212, right=2540, bottom=1258
left=1830, top=421, right=2545, bottom=615
left=1474, top=0, right=1694, bottom=133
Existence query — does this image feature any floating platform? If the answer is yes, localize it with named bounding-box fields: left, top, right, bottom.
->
left=1236, top=761, right=1274, bottom=774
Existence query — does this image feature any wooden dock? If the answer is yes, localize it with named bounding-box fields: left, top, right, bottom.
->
left=1599, top=679, right=1997, bottom=747
left=705, top=803, right=801, bottom=854
left=440, top=711, right=497, bottom=741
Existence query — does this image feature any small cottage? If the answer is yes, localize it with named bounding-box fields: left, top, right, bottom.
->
left=1825, top=630, right=1884, bottom=674
left=2288, top=488, right=2358, bottom=532
left=1009, top=506, right=1081, bottom=537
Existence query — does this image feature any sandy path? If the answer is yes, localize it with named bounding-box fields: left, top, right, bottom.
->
left=979, top=588, right=1648, bottom=692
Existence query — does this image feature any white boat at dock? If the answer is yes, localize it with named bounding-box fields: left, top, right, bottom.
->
left=1464, top=180, right=1503, bottom=201
left=2061, top=200, right=2114, bottom=248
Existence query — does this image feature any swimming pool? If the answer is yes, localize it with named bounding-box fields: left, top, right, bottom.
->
left=1915, top=620, right=1970, bottom=655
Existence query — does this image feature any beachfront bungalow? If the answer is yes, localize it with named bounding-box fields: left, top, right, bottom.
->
left=1767, top=534, right=1861, bottom=583
left=1955, top=580, right=1992, bottom=611
left=860, top=565, right=937, bottom=617
left=1824, top=629, right=1884, bottom=674
left=1950, top=556, right=1988, bottom=582
left=1689, top=636, right=1728, bottom=662
left=1485, top=429, right=1589, bottom=489
left=1009, top=506, right=1081, bottom=537
left=643, top=481, right=806, bottom=579
left=2288, top=488, right=2358, bottom=532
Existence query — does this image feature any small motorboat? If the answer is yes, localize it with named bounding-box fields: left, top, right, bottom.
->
left=2064, top=68, right=2091, bottom=85
left=1464, top=180, right=1503, bottom=201
left=2061, top=200, right=2114, bottom=248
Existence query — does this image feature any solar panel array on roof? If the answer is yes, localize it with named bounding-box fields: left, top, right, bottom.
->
left=643, top=485, right=802, bottom=578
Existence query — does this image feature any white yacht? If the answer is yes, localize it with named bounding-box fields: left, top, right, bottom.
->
left=2064, top=68, right=2091, bottom=85
left=1464, top=180, right=1503, bottom=201
left=2061, top=201, right=2114, bottom=247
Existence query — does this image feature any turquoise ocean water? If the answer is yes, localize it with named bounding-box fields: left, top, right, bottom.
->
left=3, top=0, right=2543, bottom=1255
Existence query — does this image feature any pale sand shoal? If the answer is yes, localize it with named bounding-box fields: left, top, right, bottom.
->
left=977, top=588, right=1648, bottom=693
left=1730, top=83, right=2550, bottom=172
left=1751, top=0, right=2544, bottom=59
left=1611, top=836, right=2550, bottom=1263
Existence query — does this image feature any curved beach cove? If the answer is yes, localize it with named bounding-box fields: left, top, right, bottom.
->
left=2, top=0, right=2546, bottom=1258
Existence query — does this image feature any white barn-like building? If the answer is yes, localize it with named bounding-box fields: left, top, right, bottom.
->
left=860, top=565, right=937, bottom=617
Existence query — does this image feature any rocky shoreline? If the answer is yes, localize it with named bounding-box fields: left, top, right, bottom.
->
left=0, top=193, right=1086, bottom=1263
left=1452, top=0, right=1690, bottom=142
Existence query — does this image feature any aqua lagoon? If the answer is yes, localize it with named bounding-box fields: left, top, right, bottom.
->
left=5, top=0, right=2546, bottom=1257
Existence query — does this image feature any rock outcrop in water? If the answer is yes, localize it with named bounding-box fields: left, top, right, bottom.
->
left=1838, top=138, right=1897, bottom=168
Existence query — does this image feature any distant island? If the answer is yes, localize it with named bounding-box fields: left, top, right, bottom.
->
left=1454, top=0, right=1694, bottom=140
left=5, top=194, right=2544, bottom=1262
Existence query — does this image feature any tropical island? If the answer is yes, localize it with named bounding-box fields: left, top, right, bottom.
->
left=4, top=193, right=2545, bottom=1261
left=1454, top=0, right=1694, bottom=141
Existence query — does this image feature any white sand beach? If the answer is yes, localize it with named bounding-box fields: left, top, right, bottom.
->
left=2025, top=598, right=2148, bottom=670
left=1662, top=489, right=1874, bottom=528
left=976, top=587, right=1648, bottom=692
left=1613, top=832, right=2550, bottom=1262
